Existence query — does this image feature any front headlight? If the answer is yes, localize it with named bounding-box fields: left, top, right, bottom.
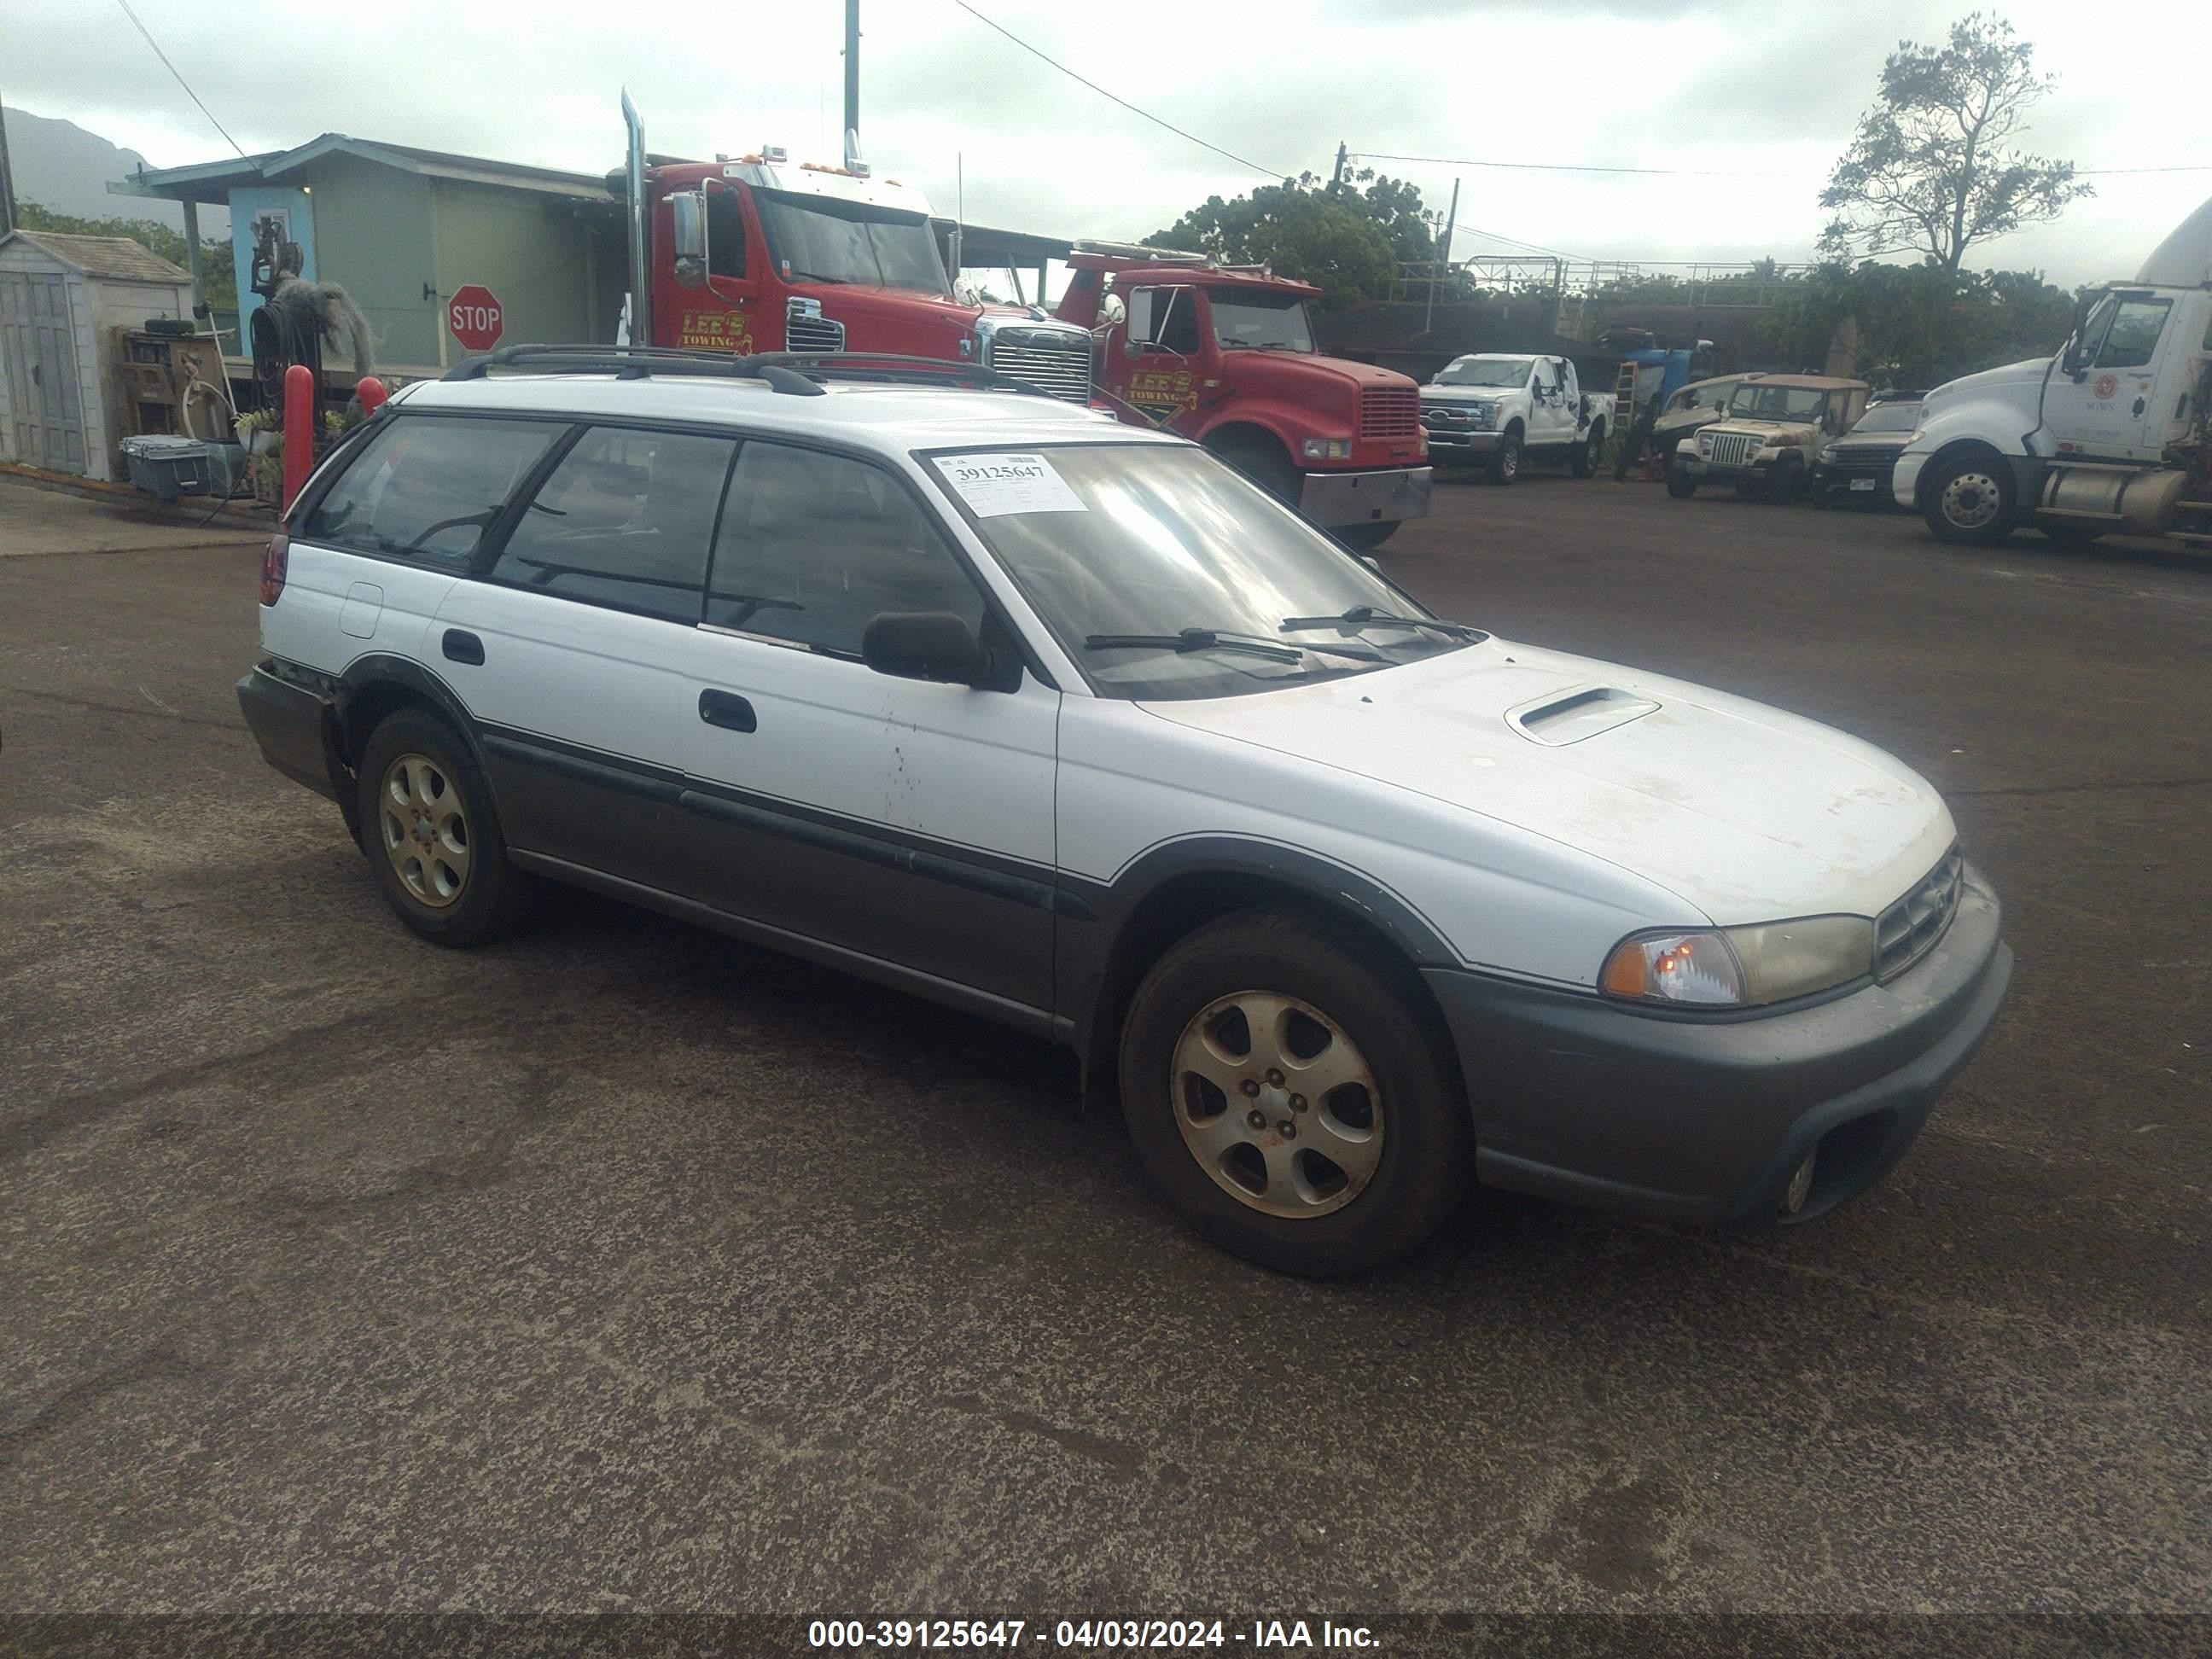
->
left=1470, top=403, right=1498, bottom=430
left=1600, top=916, right=1875, bottom=1009
left=1301, top=437, right=1353, bottom=461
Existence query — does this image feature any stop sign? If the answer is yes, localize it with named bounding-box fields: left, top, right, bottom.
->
left=447, top=284, right=504, bottom=352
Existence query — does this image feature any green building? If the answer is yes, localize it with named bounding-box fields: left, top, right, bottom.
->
left=113, top=135, right=625, bottom=376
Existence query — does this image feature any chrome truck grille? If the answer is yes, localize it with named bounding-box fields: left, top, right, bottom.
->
left=983, top=326, right=1092, bottom=403
left=1700, top=430, right=1760, bottom=468
left=1361, top=386, right=1421, bottom=439
left=786, top=297, right=845, bottom=353
left=1876, top=845, right=1964, bottom=981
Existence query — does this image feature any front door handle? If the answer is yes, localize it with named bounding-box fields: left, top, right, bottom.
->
left=698, top=689, right=757, bottom=732
left=441, top=629, right=485, bottom=666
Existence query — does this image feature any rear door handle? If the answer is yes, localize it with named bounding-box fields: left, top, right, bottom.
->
left=698, top=690, right=757, bottom=732
left=441, top=629, right=485, bottom=666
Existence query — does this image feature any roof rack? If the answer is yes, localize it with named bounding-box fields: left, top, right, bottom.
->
left=443, top=343, right=1061, bottom=399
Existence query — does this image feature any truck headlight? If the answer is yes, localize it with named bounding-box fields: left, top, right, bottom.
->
left=1599, top=916, right=1875, bottom=1009
left=1301, top=437, right=1353, bottom=461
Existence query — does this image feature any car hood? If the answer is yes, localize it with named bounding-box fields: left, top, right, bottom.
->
left=1926, top=357, right=2054, bottom=402
left=1422, top=383, right=1518, bottom=405
left=1139, top=640, right=1954, bottom=925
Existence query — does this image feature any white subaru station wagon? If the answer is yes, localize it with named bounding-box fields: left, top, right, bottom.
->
left=239, top=346, right=2012, bottom=1276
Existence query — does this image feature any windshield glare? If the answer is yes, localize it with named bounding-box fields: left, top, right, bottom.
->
left=754, top=189, right=950, bottom=293
left=1851, top=401, right=1922, bottom=434
left=1435, top=357, right=1532, bottom=388
left=1211, top=288, right=1314, bottom=352
left=928, top=445, right=1472, bottom=700
left=1728, top=383, right=1829, bottom=421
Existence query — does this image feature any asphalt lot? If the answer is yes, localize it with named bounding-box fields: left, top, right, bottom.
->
left=2, top=470, right=2207, bottom=1621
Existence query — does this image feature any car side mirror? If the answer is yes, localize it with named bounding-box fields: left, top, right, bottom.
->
left=862, top=611, right=1000, bottom=687
left=671, top=191, right=708, bottom=288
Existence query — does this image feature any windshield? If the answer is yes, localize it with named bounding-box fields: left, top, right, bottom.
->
left=1728, top=383, right=1829, bottom=422
left=1665, top=380, right=1736, bottom=416
left=1211, top=288, right=1314, bottom=352
left=1435, top=357, right=1533, bottom=388
left=754, top=189, right=950, bottom=293
left=1850, top=401, right=1921, bottom=434
left=927, top=444, right=1476, bottom=701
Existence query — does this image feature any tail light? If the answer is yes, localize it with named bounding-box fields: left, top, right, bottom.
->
left=259, top=528, right=289, bottom=607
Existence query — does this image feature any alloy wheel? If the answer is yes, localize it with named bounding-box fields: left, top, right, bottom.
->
left=1940, top=469, right=2004, bottom=531
left=378, top=753, right=471, bottom=908
left=1169, top=991, right=1382, bottom=1219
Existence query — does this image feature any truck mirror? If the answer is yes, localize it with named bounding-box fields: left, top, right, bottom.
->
left=671, top=192, right=709, bottom=288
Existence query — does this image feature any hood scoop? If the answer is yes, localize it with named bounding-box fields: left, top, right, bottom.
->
left=1507, top=685, right=1660, bottom=747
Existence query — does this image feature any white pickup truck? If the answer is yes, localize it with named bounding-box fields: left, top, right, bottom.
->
left=1418, top=353, right=1614, bottom=484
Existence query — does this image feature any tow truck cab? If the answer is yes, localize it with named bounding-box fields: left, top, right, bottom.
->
left=1055, top=244, right=1430, bottom=547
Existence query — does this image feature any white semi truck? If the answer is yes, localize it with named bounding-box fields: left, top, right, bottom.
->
left=1897, top=195, right=2212, bottom=550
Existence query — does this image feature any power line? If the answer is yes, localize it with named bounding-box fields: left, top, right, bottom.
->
left=114, top=0, right=251, bottom=162
left=948, top=1, right=1289, bottom=181
left=1360, top=149, right=2212, bottom=180
left=2075, top=164, right=2212, bottom=175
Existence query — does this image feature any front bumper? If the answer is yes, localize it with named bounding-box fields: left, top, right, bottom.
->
left=1422, top=864, right=2011, bottom=1227
left=1677, top=456, right=1772, bottom=485
left=1299, top=464, right=1432, bottom=528
left=1421, top=428, right=1499, bottom=458
left=1892, top=449, right=1930, bottom=509
left=1813, top=457, right=1901, bottom=503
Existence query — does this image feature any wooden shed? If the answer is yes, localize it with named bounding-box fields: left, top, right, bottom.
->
left=0, top=230, right=195, bottom=480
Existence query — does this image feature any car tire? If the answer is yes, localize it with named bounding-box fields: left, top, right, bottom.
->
left=356, top=706, right=537, bottom=947
left=1666, top=470, right=1697, bottom=499
left=1335, top=520, right=1399, bottom=550
left=1767, top=455, right=1803, bottom=504
left=1117, top=905, right=1474, bottom=1277
left=1923, top=453, right=2017, bottom=545
left=1213, top=434, right=1299, bottom=506
left=1484, top=432, right=1522, bottom=485
left=1570, top=427, right=1602, bottom=479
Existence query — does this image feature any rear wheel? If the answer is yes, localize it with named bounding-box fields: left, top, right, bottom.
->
left=1923, top=453, right=2017, bottom=545
left=1484, top=431, right=1523, bottom=486
left=1569, top=425, right=1603, bottom=479
left=356, top=707, right=537, bottom=946
left=1118, top=906, right=1473, bottom=1277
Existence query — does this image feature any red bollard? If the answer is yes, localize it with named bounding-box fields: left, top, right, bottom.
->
left=280, top=364, right=315, bottom=515
left=356, top=375, right=388, bottom=416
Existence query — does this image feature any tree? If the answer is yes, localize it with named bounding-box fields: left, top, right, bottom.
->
left=1759, top=258, right=2077, bottom=387
left=14, top=200, right=236, bottom=314
left=1819, top=12, right=2092, bottom=277
left=1147, top=170, right=1438, bottom=311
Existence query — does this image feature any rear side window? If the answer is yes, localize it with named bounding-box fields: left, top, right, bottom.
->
left=300, top=415, right=558, bottom=564
left=705, top=442, right=983, bottom=654
left=488, top=427, right=736, bottom=623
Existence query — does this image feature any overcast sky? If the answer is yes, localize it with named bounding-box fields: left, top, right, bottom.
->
left=5, top=0, right=2206, bottom=286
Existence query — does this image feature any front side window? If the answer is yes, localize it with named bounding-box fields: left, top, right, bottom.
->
left=707, top=192, right=748, bottom=280
left=1435, top=357, right=1533, bottom=388
left=301, top=416, right=559, bottom=564
left=487, top=427, right=735, bottom=623
left=2087, top=296, right=2171, bottom=370
left=1210, top=289, right=1313, bottom=352
left=930, top=443, right=1476, bottom=701
left=754, top=189, right=949, bottom=293
left=707, top=442, right=984, bottom=655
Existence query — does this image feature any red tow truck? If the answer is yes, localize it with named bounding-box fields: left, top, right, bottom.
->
left=613, top=95, right=1094, bottom=399
left=1054, top=243, right=1432, bottom=546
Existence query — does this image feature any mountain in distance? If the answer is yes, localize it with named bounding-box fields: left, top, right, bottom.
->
left=4, top=107, right=230, bottom=236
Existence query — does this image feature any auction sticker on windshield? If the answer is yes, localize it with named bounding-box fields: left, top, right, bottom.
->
left=939, top=452, right=1086, bottom=517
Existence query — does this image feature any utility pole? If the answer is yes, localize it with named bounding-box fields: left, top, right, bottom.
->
left=1330, top=142, right=1347, bottom=189
left=1426, top=177, right=1459, bottom=333
left=842, top=0, right=861, bottom=158
left=0, top=89, right=19, bottom=236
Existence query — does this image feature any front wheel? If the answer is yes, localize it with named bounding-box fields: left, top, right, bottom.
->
left=1570, top=426, right=1603, bottom=479
left=1484, top=433, right=1523, bottom=486
left=1666, top=470, right=1697, bottom=499
left=1766, top=455, right=1804, bottom=504
left=1212, top=434, right=1299, bottom=507
left=1118, top=906, right=1474, bottom=1277
left=1923, top=454, right=2017, bottom=545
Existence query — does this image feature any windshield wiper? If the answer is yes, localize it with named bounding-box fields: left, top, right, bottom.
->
left=786, top=270, right=853, bottom=285
left=1280, top=606, right=1484, bottom=641
left=1085, top=629, right=1303, bottom=664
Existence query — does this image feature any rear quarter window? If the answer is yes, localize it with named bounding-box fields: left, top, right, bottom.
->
left=300, top=415, right=562, bottom=566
